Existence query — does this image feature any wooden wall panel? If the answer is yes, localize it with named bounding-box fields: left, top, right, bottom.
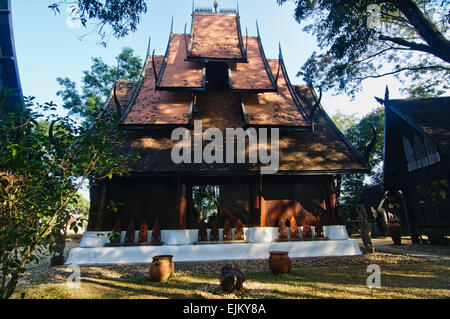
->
left=262, top=176, right=338, bottom=227
left=219, top=182, right=252, bottom=226
left=96, top=177, right=179, bottom=231
left=87, top=181, right=107, bottom=231
left=88, top=175, right=340, bottom=231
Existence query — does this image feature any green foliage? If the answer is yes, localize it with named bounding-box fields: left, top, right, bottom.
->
left=330, top=110, right=359, bottom=134
left=278, top=0, right=450, bottom=97
left=345, top=107, right=385, bottom=172
left=49, top=1, right=147, bottom=45
left=331, top=107, right=385, bottom=217
left=192, top=185, right=219, bottom=222
left=56, top=47, right=142, bottom=121
left=0, top=93, right=135, bottom=298
left=416, top=179, right=449, bottom=203
left=67, top=193, right=90, bottom=217
left=98, top=230, right=121, bottom=243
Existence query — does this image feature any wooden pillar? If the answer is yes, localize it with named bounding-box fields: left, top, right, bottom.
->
left=259, top=174, right=266, bottom=227
left=250, top=178, right=257, bottom=226
left=87, top=179, right=107, bottom=231
left=185, top=183, right=193, bottom=227
left=335, top=175, right=342, bottom=224
left=177, top=177, right=187, bottom=229
left=252, top=176, right=263, bottom=227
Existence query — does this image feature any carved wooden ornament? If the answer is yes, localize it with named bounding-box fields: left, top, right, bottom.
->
left=234, top=219, right=245, bottom=240
left=278, top=218, right=288, bottom=240
left=210, top=223, right=219, bottom=241
left=138, top=220, right=149, bottom=243
left=223, top=219, right=233, bottom=241
left=125, top=220, right=135, bottom=243
left=289, top=216, right=300, bottom=239
left=151, top=218, right=161, bottom=243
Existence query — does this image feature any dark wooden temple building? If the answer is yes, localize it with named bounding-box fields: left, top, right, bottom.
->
left=380, top=91, right=450, bottom=243
left=0, top=0, right=23, bottom=108
left=86, top=7, right=368, bottom=235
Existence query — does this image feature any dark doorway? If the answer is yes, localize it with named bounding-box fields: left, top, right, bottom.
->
left=205, top=62, right=228, bottom=88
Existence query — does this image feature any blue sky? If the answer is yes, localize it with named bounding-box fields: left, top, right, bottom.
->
left=11, top=0, right=403, bottom=117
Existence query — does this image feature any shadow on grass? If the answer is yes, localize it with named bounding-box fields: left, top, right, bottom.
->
left=16, top=261, right=450, bottom=299
left=79, top=276, right=214, bottom=299
left=247, top=263, right=450, bottom=298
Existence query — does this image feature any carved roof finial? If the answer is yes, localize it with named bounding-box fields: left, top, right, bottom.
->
left=214, top=0, right=218, bottom=12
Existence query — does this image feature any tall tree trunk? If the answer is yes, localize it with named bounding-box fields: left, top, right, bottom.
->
left=389, top=0, right=450, bottom=63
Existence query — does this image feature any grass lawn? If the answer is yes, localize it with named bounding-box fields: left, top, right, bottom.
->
left=12, top=261, right=450, bottom=299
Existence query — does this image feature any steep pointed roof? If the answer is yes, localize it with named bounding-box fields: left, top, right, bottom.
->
left=229, top=37, right=276, bottom=92
left=101, top=6, right=368, bottom=175
left=386, top=97, right=450, bottom=153
left=187, top=12, right=246, bottom=62
left=241, top=59, right=310, bottom=127
left=105, top=80, right=137, bottom=111
left=121, top=55, right=192, bottom=127
left=108, top=84, right=368, bottom=174
left=156, top=34, right=205, bottom=90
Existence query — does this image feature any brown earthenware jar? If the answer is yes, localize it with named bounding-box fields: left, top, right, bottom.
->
left=150, top=255, right=174, bottom=282
left=268, top=251, right=291, bottom=274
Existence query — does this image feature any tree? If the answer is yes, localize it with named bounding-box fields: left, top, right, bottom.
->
left=331, top=107, right=385, bottom=218
left=38, top=48, right=141, bottom=267
left=192, top=185, right=220, bottom=222
left=0, top=95, right=137, bottom=298
left=67, top=193, right=90, bottom=219
left=0, top=46, right=142, bottom=298
left=277, top=0, right=450, bottom=97
left=46, top=2, right=449, bottom=97
left=330, top=109, right=359, bottom=133
left=56, top=47, right=142, bottom=121
left=49, top=1, right=147, bottom=45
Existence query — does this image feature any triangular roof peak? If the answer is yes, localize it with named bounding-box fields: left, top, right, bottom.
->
left=194, top=7, right=237, bottom=14
left=187, top=9, right=247, bottom=62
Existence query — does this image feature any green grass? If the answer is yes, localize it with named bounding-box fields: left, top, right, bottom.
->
left=13, top=261, right=450, bottom=299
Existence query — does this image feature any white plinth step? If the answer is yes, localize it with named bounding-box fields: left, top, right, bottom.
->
left=66, top=239, right=362, bottom=264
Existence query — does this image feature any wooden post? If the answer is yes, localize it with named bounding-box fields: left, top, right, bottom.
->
left=177, top=177, right=187, bottom=229
left=87, top=180, right=107, bottom=231
left=259, top=174, right=266, bottom=227
left=335, top=175, right=342, bottom=223
left=251, top=177, right=259, bottom=226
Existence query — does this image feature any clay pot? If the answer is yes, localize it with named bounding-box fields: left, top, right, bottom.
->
left=268, top=251, right=291, bottom=274
left=387, top=223, right=402, bottom=245
left=150, top=255, right=174, bottom=282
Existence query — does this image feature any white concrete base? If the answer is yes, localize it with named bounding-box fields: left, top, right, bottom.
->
left=78, top=226, right=350, bottom=248
left=79, top=227, right=279, bottom=248
left=66, top=239, right=362, bottom=264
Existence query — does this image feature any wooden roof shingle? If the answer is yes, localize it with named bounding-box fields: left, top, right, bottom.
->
left=387, top=97, right=450, bottom=153
left=187, top=13, right=245, bottom=61
left=121, top=55, right=192, bottom=126
left=157, top=34, right=204, bottom=90
left=241, top=60, right=310, bottom=127
left=107, top=84, right=368, bottom=175
left=229, top=37, right=275, bottom=92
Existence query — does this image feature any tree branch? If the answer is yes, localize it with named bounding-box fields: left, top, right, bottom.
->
left=354, top=65, right=450, bottom=81
left=381, top=0, right=450, bottom=63
left=351, top=46, right=415, bottom=65
left=379, top=35, right=434, bottom=54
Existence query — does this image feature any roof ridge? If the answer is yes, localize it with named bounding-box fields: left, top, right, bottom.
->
left=390, top=96, right=450, bottom=102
